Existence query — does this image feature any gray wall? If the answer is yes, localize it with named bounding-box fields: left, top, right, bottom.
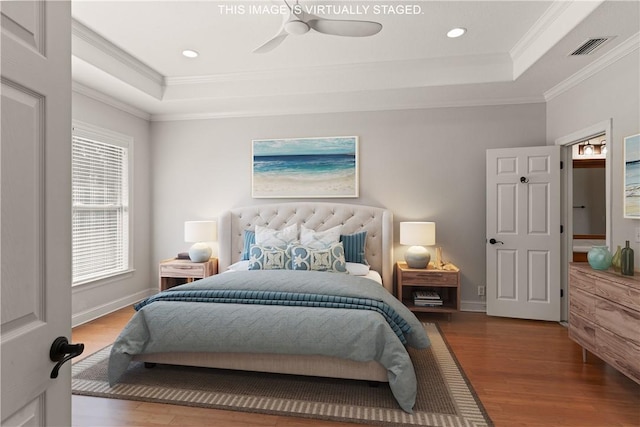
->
left=547, top=51, right=640, bottom=266
left=573, top=167, right=606, bottom=235
left=71, top=91, right=153, bottom=325
left=70, top=46, right=638, bottom=319
left=151, top=103, right=547, bottom=309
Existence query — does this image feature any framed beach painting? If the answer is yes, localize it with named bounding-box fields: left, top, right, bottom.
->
left=252, top=136, right=358, bottom=198
left=624, top=133, right=640, bottom=219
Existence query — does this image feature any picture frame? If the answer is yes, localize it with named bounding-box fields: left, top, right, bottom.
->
left=252, top=136, right=358, bottom=198
left=624, top=133, right=640, bottom=219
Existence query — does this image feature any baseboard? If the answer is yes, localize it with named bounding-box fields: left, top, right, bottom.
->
left=72, top=288, right=155, bottom=327
left=460, top=300, right=487, bottom=313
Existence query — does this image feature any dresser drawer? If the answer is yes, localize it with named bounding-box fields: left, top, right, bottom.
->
left=596, top=326, right=640, bottom=384
left=160, top=263, right=207, bottom=278
left=568, top=312, right=596, bottom=349
left=596, top=298, right=640, bottom=346
left=595, top=279, right=640, bottom=313
left=569, top=287, right=596, bottom=318
left=401, top=271, right=457, bottom=286
left=569, top=268, right=597, bottom=293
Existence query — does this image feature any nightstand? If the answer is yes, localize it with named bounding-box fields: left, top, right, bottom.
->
left=396, top=261, right=460, bottom=318
left=159, top=258, right=218, bottom=291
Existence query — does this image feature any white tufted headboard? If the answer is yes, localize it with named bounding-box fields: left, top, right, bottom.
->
left=218, top=202, right=394, bottom=293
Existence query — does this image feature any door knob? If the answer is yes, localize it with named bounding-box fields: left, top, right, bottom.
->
left=49, top=336, right=84, bottom=378
left=489, top=238, right=504, bottom=245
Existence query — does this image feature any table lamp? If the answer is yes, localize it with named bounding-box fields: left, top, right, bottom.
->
left=400, top=222, right=436, bottom=269
left=184, top=220, right=217, bottom=262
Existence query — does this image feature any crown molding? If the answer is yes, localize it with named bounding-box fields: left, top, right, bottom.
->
left=544, top=32, right=640, bottom=101
left=72, top=18, right=164, bottom=100
left=150, top=94, right=544, bottom=122
left=511, top=0, right=604, bottom=79
left=163, top=53, right=512, bottom=101
left=164, top=54, right=508, bottom=86
left=73, top=81, right=151, bottom=121
left=510, top=1, right=571, bottom=62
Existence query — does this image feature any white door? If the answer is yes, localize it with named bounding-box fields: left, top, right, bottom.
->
left=1, top=2, right=74, bottom=425
left=486, top=146, right=561, bottom=321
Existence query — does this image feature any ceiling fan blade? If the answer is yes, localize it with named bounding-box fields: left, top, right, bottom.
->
left=307, top=18, right=382, bottom=37
left=253, top=31, right=289, bottom=53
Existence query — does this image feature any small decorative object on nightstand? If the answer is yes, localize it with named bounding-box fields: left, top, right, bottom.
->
left=159, top=258, right=217, bottom=291
left=400, top=222, right=436, bottom=269
left=396, top=261, right=460, bottom=319
left=184, top=220, right=217, bottom=262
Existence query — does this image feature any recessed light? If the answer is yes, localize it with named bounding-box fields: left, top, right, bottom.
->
left=447, top=28, right=466, bottom=38
left=182, top=49, right=199, bottom=58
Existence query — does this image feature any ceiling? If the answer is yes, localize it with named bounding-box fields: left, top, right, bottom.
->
left=70, top=1, right=640, bottom=121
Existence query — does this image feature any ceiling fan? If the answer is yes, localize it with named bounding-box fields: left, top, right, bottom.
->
left=253, top=0, right=383, bottom=53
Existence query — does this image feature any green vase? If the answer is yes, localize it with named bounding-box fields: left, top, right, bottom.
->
left=611, top=245, right=622, bottom=273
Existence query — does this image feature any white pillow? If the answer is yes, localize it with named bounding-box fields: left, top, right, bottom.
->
left=300, top=225, right=341, bottom=249
left=255, top=224, right=298, bottom=247
left=227, top=260, right=250, bottom=271
left=346, top=262, right=370, bottom=276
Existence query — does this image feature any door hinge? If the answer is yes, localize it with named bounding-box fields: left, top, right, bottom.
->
left=561, top=289, right=564, bottom=298
left=561, top=225, right=564, bottom=233
left=560, top=160, right=564, bottom=169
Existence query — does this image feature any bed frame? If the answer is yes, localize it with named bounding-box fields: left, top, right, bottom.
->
left=134, top=202, right=394, bottom=382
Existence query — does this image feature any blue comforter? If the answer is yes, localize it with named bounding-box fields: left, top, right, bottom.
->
left=108, top=270, right=430, bottom=412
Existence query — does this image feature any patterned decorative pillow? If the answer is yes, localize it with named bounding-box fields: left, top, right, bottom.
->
left=241, top=230, right=256, bottom=260
left=300, top=225, right=342, bottom=249
left=290, top=242, right=347, bottom=273
left=340, top=231, right=368, bottom=265
left=248, top=245, right=291, bottom=270
left=255, top=224, right=298, bottom=247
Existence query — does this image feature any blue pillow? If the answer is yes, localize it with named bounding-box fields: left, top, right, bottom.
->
left=248, top=244, right=291, bottom=270
left=241, top=230, right=256, bottom=260
left=290, top=243, right=347, bottom=273
left=340, top=231, right=368, bottom=265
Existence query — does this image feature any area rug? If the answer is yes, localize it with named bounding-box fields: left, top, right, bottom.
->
left=72, top=323, right=492, bottom=427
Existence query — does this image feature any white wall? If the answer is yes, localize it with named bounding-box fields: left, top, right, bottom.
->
left=547, top=51, right=640, bottom=267
left=151, top=103, right=546, bottom=310
left=71, top=91, right=153, bottom=326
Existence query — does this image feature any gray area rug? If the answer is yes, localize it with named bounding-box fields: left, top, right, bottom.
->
left=72, top=323, right=492, bottom=427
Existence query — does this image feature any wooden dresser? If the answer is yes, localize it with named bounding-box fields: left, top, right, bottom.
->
left=568, top=263, right=640, bottom=384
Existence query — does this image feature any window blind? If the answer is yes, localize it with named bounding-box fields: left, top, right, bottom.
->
left=72, top=126, right=129, bottom=285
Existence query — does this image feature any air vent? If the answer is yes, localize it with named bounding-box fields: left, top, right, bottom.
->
left=569, top=38, right=611, bottom=56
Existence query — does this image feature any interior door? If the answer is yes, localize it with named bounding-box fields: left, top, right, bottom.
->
left=1, top=2, right=73, bottom=425
left=486, top=146, right=561, bottom=321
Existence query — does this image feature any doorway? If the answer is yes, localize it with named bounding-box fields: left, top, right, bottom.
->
left=571, top=134, right=607, bottom=262
left=556, top=120, right=612, bottom=322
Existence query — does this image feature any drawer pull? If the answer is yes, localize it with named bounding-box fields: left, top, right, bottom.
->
left=417, top=273, right=442, bottom=277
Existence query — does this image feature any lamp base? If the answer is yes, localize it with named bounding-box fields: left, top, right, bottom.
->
left=189, top=242, right=212, bottom=262
left=405, top=246, right=430, bottom=269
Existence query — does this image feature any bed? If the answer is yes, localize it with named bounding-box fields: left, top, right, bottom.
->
left=108, top=202, right=430, bottom=412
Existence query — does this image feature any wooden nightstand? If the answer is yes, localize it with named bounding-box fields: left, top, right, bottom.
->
left=159, top=258, right=218, bottom=291
left=396, top=261, right=460, bottom=317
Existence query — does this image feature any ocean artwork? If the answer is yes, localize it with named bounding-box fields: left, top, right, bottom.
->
left=625, top=134, right=640, bottom=218
left=252, top=136, right=358, bottom=198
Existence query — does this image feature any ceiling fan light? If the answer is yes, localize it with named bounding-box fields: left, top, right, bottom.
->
left=447, top=27, right=466, bottom=38
left=285, top=20, right=310, bottom=35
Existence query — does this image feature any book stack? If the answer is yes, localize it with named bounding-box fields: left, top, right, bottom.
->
left=413, top=290, right=443, bottom=307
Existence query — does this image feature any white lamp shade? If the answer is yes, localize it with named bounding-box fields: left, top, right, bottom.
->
left=400, top=222, right=435, bottom=246
left=184, top=220, right=217, bottom=243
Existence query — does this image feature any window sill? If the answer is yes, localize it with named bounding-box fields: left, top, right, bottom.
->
left=72, top=269, right=136, bottom=291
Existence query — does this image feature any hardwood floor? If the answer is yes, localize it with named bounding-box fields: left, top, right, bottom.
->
left=72, top=307, right=640, bottom=427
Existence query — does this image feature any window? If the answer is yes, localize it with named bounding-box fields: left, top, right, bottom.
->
left=72, top=122, right=131, bottom=285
